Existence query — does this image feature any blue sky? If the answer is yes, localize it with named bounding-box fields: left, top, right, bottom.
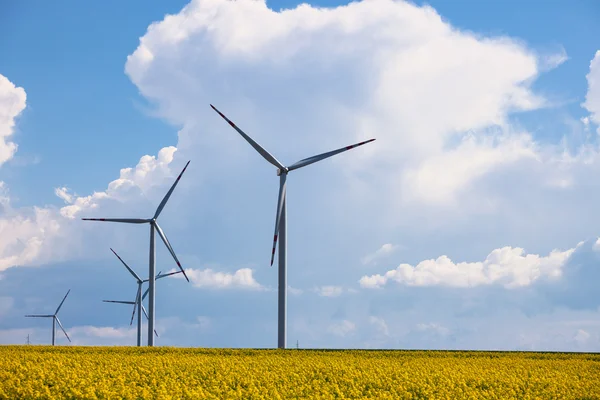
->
left=1, top=0, right=600, bottom=350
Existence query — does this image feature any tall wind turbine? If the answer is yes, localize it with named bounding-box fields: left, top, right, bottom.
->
left=25, top=289, right=72, bottom=346
left=210, top=104, right=375, bottom=349
left=103, top=248, right=181, bottom=346
left=82, top=161, right=191, bottom=346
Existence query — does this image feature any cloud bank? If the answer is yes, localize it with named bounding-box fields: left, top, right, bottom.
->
left=360, top=243, right=578, bottom=289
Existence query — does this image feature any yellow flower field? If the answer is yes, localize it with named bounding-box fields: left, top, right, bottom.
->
left=1, top=346, right=599, bottom=399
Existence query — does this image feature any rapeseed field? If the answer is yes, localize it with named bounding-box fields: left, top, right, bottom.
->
left=1, top=346, right=598, bottom=399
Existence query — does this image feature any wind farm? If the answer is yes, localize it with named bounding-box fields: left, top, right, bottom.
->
left=81, top=161, right=191, bottom=346
left=3, top=0, right=600, bottom=398
left=102, top=248, right=181, bottom=346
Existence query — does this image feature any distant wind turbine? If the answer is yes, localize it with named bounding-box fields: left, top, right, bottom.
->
left=210, top=104, right=375, bottom=349
left=25, top=289, right=72, bottom=346
left=82, top=161, right=191, bottom=346
left=103, top=248, right=181, bottom=346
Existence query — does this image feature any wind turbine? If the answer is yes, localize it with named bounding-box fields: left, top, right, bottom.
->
left=25, top=289, right=72, bottom=346
left=82, top=161, right=191, bottom=346
left=210, top=104, right=375, bottom=349
left=103, top=248, right=181, bottom=346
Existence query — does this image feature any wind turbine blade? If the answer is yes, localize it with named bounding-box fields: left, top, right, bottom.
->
left=55, top=317, right=71, bottom=342
left=102, top=300, right=136, bottom=305
left=156, top=270, right=182, bottom=280
left=25, top=315, right=53, bottom=318
left=142, top=287, right=150, bottom=301
left=287, top=138, right=376, bottom=172
left=110, top=248, right=142, bottom=282
left=140, top=304, right=159, bottom=337
left=153, top=161, right=190, bottom=220
left=210, top=104, right=285, bottom=170
left=130, top=287, right=141, bottom=326
left=81, top=218, right=150, bottom=223
left=141, top=304, right=149, bottom=320
left=270, top=174, right=287, bottom=266
left=55, top=289, right=71, bottom=315
left=154, top=222, right=189, bottom=282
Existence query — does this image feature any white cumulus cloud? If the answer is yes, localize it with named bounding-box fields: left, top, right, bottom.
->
left=57, top=146, right=179, bottom=219
left=124, top=0, right=554, bottom=209
left=583, top=50, right=600, bottom=130
left=360, top=243, right=578, bottom=289
left=0, top=74, right=26, bottom=167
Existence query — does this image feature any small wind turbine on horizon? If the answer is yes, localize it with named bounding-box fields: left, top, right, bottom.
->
left=103, top=248, right=182, bottom=346
left=25, top=289, right=72, bottom=346
left=210, top=104, right=375, bottom=349
left=82, top=161, right=191, bottom=346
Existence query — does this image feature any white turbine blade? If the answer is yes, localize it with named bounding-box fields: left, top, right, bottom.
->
left=140, top=305, right=159, bottom=337
left=153, top=222, right=190, bottom=282
left=55, top=289, right=71, bottom=315
left=270, top=174, right=287, bottom=266
left=130, top=287, right=141, bottom=326
left=102, top=300, right=136, bottom=305
left=287, top=138, right=376, bottom=172
left=55, top=317, right=71, bottom=342
left=81, top=218, right=149, bottom=223
left=142, top=287, right=150, bottom=301
left=25, top=315, right=53, bottom=318
left=156, top=270, right=182, bottom=280
left=210, top=104, right=285, bottom=170
left=153, top=161, right=191, bottom=220
left=110, top=248, right=142, bottom=282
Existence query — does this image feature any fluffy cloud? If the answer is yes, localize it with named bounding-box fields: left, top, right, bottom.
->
left=0, top=74, right=25, bottom=167
left=124, top=0, right=555, bottom=210
left=0, top=145, right=184, bottom=273
left=176, top=267, right=263, bottom=289
left=402, top=132, right=538, bottom=205
left=0, top=199, right=63, bottom=272
left=583, top=50, right=600, bottom=129
left=360, top=243, right=578, bottom=289
left=57, top=145, right=179, bottom=219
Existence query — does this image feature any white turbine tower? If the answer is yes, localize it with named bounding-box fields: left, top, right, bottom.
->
left=210, top=104, right=375, bottom=349
left=103, top=248, right=181, bottom=346
left=25, top=289, right=72, bottom=346
left=82, top=161, right=191, bottom=346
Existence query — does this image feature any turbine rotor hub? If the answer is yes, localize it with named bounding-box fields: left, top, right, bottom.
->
left=276, top=167, right=288, bottom=176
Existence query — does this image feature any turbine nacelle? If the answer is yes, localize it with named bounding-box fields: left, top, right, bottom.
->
left=276, top=168, right=289, bottom=176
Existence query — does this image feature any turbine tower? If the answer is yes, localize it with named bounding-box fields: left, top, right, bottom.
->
left=103, top=248, right=181, bottom=346
left=82, top=161, right=191, bottom=346
left=210, top=104, right=375, bottom=349
left=25, top=289, right=72, bottom=346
